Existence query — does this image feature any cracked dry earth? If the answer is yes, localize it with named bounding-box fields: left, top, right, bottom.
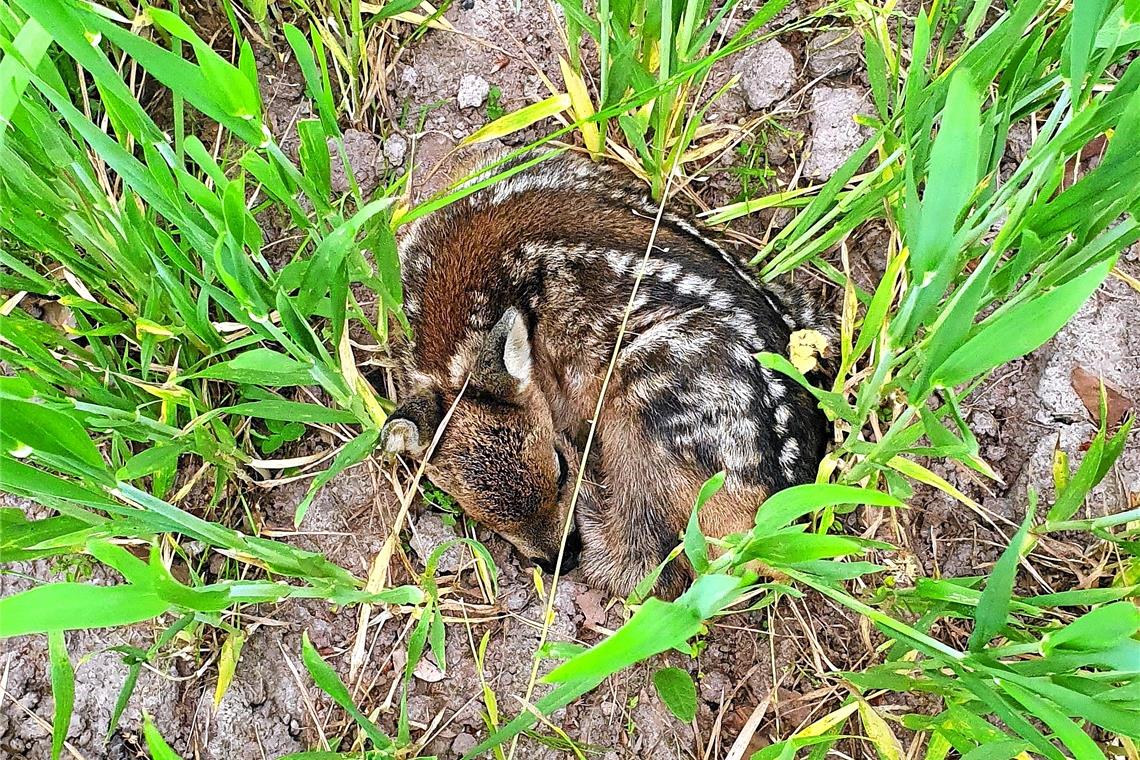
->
left=3, top=1, right=1139, bottom=758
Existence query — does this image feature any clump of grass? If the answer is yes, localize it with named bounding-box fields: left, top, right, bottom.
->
left=557, top=0, right=809, bottom=197
left=0, top=2, right=421, bottom=753
left=1, top=0, right=1139, bottom=757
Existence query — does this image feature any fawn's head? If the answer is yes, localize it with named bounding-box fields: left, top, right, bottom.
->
left=381, top=308, right=581, bottom=573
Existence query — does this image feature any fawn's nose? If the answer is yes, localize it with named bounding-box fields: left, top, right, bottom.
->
left=532, top=529, right=581, bottom=575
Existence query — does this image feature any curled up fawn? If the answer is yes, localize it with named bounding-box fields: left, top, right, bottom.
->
left=379, top=151, right=833, bottom=599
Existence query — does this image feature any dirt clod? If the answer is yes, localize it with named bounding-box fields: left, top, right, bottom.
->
left=330, top=129, right=385, bottom=195
left=735, top=40, right=797, bottom=110
left=451, top=732, right=478, bottom=755
left=385, top=134, right=409, bottom=167
left=457, top=74, right=491, bottom=109
left=805, top=86, right=872, bottom=178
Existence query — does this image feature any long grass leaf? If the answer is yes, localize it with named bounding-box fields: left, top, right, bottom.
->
left=47, top=630, right=74, bottom=760
left=969, top=496, right=1037, bottom=651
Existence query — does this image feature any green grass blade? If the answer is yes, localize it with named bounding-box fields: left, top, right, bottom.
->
left=933, top=258, right=1113, bottom=389
left=0, top=583, right=171, bottom=636
left=968, top=495, right=1036, bottom=651
left=47, top=629, right=74, bottom=760
left=143, top=712, right=185, bottom=760
left=897, top=70, right=982, bottom=339
left=300, top=631, right=393, bottom=751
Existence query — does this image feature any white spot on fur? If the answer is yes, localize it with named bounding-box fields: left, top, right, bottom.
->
left=729, top=310, right=757, bottom=340
left=722, top=441, right=756, bottom=471
left=407, top=370, right=433, bottom=390
left=732, top=344, right=755, bottom=366
left=779, top=438, right=800, bottom=476
left=774, top=404, right=792, bottom=433
left=489, top=162, right=599, bottom=205
left=760, top=367, right=786, bottom=400
left=449, top=350, right=471, bottom=386
left=633, top=258, right=660, bottom=278
left=677, top=273, right=715, bottom=296
left=397, top=221, right=422, bottom=261
left=605, top=249, right=634, bottom=275
left=622, top=319, right=685, bottom=360
left=627, top=373, right=674, bottom=404
left=708, top=290, right=734, bottom=310
left=655, top=261, right=683, bottom=282
left=667, top=331, right=714, bottom=363
left=448, top=338, right=480, bottom=386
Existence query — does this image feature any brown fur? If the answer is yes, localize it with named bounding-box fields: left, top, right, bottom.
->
left=380, top=151, right=833, bottom=599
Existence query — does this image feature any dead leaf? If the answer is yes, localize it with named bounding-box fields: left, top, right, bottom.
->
left=413, top=654, right=446, bottom=683
left=575, top=587, right=610, bottom=630
left=788, top=328, right=830, bottom=374
left=41, top=300, right=76, bottom=333
left=1070, top=366, right=1132, bottom=428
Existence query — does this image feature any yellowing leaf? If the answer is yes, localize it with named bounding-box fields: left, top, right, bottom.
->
left=136, top=318, right=179, bottom=339
left=558, top=57, right=601, bottom=156
left=1112, top=265, right=1140, bottom=293
left=857, top=699, right=904, bottom=760
left=531, top=565, right=546, bottom=599
left=133, top=380, right=192, bottom=402
left=795, top=701, right=858, bottom=738
left=888, top=456, right=980, bottom=512
left=924, top=730, right=952, bottom=760
left=1052, top=445, right=1070, bottom=495
left=462, top=94, right=571, bottom=146
left=356, top=374, right=389, bottom=428
left=789, top=329, right=830, bottom=374
left=337, top=329, right=360, bottom=394
left=390, top=202, right=411, bottom=229
left=680, top=128, right=740, bottom=164
left=213, top=630, right=245, bottom=708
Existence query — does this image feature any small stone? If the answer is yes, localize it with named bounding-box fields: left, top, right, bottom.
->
left=504, top=587, right=530, bottom=611
left=806, top=29, right=862, bottom=78
left=401, top=66, right=418, bottom=88
left=735, top=40, right=796, bottom=111
left=457, top=74, right=491, bottom=109
left=805, top=86, right=872, bottom=179
left=971, top=410, right=1000, bottom=437
left=384, top=134, right=408, bottom=166
left=452, top=733, right=478, bottom=755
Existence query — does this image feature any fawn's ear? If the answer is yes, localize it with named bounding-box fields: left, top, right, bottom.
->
left=471, top=307, right=532, bottom=397
left=380, top=392, right=443, bottom=458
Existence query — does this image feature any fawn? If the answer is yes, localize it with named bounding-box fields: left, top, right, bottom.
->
left=380, top=151, right=832, bottom=598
